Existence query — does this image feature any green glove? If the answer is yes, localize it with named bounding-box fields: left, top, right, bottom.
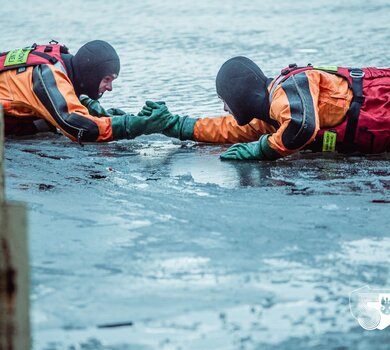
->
left=139, top=101, right=196, bottom=140
left=105, top=107, right=127, bottom=116
left=80, top=96, right=126, bottom=117
left=111, top=101, right=178, bottom=140
left=220, top=135, right=282, bottom=161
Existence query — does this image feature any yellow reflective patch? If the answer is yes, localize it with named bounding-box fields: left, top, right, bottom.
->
left=313, top=66, right=338, bottom=72
left=4, top=48, right=32, bottom=67
left=322, top=131, right=337, bottom=152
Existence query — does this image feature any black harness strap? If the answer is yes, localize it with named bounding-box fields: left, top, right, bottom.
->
left=342, top=68, right=365, bottom=151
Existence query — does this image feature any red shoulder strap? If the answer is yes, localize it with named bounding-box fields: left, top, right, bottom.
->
left=0, top=43, right=68, bottom=74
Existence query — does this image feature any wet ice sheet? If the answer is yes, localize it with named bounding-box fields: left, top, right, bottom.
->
left=4, top=136, right=390, bottom=349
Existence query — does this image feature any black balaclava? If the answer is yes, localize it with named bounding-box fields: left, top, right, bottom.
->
left=216, top=56, right=276, bottom=127
left=70, top=40, right=120, bottom=100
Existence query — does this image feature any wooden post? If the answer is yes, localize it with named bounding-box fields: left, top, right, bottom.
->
left=0, top=106, right=30, bottom=350
left=0, top=105, right=3, bottom=203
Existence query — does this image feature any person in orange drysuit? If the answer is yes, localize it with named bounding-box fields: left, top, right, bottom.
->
left=0, top=40, right=173, bottom=143
left=135, top=56, right=390, bottom=160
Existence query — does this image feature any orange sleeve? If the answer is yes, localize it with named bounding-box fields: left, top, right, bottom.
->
left=31, top=64, right=113, bottom=142
left=267, top=72, right=321, bottom=156
left=193, top=115, right=275, bottom=144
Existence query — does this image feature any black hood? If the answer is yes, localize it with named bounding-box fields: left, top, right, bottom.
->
left=71, top=40, right=120, bottom=100
left=216, top=56, right=275, bottom=127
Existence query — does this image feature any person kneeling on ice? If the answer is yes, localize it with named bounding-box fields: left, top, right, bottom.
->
left=1, top=40, right=173, bottom=143
left=128, top=57, right=390, bottom=160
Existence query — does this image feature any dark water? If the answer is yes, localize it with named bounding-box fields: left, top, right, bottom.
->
left=2, top=0, right=390, bottom=349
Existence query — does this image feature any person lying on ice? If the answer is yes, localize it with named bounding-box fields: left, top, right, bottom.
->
left=1, top=40, right=174, bottom=143
left=120, top=56, right=389, bottom=160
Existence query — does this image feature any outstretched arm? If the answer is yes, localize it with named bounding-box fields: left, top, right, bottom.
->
left=79, top=96, right=127, bottom=118
left=139, top=101, right=276, bottom=144
left=32, top=66, right=174, bottom=142
left=193, top=115, right=275, bottom=144
left=32, top=64, right=114, bottom=142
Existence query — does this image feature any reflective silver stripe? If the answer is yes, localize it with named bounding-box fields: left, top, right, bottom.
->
left=268, top=75, right=286, bottom=105
left=53, top=61, right=67, bottom=75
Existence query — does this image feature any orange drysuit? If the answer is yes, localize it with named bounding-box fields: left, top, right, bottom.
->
left=193, top=67, right=390, bottom=156
left=0, top=64, right=114, bottom=142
